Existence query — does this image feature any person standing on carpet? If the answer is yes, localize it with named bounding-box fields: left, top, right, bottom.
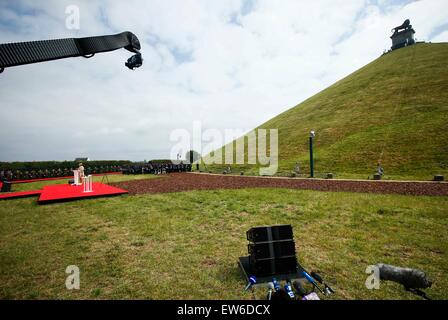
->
left=78, top=163, right=85, bottom=181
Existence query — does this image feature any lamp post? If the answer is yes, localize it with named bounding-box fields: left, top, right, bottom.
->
left=309, top=130, right=315, bottom=178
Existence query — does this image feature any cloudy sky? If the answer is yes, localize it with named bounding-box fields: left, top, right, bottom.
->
left=0, top=0, right=447, bottom=161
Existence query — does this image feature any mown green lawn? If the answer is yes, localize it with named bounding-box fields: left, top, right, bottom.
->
left=195, top=165, right=443, bottom=181
left=1, top=186, right=446, bottom=300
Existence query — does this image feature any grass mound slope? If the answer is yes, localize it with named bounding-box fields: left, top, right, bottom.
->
left=206, top=43, right=448, bottom=180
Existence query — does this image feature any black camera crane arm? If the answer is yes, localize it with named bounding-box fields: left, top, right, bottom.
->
left=0, top=31, right=143, bottom=73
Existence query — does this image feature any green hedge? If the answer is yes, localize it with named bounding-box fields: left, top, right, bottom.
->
left=0, top=160, right=131, bottom=171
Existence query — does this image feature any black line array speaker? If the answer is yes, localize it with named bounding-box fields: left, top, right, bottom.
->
left=246, top=224, right=297, bottom=277
left=247, top=224, right=293, bottom=243
left=249, top=256, right=298, bottom=276
left=248, top=240, right=296, bottom=259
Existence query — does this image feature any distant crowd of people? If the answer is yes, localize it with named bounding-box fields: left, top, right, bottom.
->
left=0, top=165, right=121, bottom=182
left=122, top=162, right=192, bottom=175
left=0, top=162, right=193, bottom=182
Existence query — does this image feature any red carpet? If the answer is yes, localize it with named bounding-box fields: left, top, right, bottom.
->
left=38, top=182, right=128, bottom=204
left=0, top=189, right=42, bottom=200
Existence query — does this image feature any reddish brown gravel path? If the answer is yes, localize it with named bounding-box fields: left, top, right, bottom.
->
left=112, top=173, right=448, bottom=197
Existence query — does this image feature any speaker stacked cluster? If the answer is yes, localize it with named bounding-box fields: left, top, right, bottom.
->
left=246, top=225, right=298, bottom=277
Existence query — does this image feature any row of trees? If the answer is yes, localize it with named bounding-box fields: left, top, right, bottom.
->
left=0, top=154, right=202, bottom=181
left=0, top=161, right=131, bottom=181
left=0, top=160, right=131, bottom=171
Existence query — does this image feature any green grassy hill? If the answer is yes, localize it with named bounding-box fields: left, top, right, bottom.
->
left=204, top=43, right=448, bottom=180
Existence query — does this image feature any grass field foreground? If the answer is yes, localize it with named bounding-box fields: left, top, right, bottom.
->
left=1, top=188, right=447, bottom=300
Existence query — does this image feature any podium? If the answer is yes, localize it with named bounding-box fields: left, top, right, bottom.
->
left=72, top=170, right=81, bottom=185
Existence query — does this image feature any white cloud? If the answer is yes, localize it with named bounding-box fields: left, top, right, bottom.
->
left=431, top=30, right=448, bottom=42
left=0, top=0, right=447, bottom=161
